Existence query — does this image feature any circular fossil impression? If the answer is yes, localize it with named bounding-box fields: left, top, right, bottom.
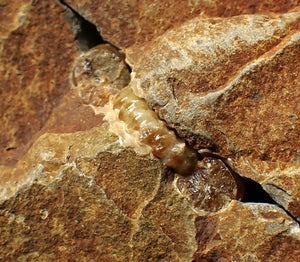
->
left=72, top=44, right=131, bottom=107
left=176, top=157, right=244, bottom=213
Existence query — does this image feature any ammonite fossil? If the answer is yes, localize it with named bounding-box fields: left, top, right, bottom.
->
left=72, top=44, right=198, bottom=175
left=72, top=44, right=245, bottom=212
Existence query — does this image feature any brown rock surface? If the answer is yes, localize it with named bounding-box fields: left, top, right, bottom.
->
left=0, top=0, right=78, bottom=165
left=126, top=8, right=300, bottom=220
left=0, top=125, right=197, bottom=261
left=194, top=201, right=300, bottom=261
left=1, top=0, right=300, bottom=261
left=64, top=0, right=300, bottom=48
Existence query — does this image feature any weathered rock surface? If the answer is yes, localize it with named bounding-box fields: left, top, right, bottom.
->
left=194, top=201, right=300, bottom=261
left=0, top=125, right=197, bottom=261
left=1, top=0, right=300, bottom=261
left=126, top=9, right=300, bottom=221
left=64, top=0, right=300, bottom=48
left=0, top=0, right=78, bottom=165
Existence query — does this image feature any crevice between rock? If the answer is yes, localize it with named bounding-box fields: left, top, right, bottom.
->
left=199, top=151, right=300, bottom=224
left=58, top=0, right=115, bottom=51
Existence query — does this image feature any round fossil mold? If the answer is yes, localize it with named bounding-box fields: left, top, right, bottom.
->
left=175, top=157, right=244, bottom=212
left=72, top=44, right=131, bottom=107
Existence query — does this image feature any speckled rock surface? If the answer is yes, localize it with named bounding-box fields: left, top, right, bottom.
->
left=126, top=9, right=300, bottom=223
left=64, top=0, right=300, bottom=48
left=1, top=0, right=300, bottom=261
left=0, top=0, right=78, bottom=165
left=0, top=125, right=197, bottom=261
left=194, top=201, right=300, bottom=261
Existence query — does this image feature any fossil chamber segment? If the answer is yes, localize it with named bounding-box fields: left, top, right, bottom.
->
left=72, top=44, right=131, bottom=107
left=113, top=85, right=198, bottom=175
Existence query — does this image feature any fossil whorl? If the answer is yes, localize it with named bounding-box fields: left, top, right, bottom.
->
left=113, top=85, right=198, bottom=175
left=72, top=44, right=131, bottom=107
left=72, top=44, right=198, bottom=175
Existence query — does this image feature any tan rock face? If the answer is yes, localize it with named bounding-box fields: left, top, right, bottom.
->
left=194, top=201, right=300, bottom=261
left=0, top=125, right=197, bottom=261
left=0, top=169, right=134, bottom=261
left=125, top=10, right=300, bottom=227
left=1, top=0, right=300, bottom=261
left=126, top=12, right=300, bottom=168
left=0, top=0, right=78, bottom=165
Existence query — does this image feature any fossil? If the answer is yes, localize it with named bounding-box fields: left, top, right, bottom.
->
left=72, top=44, right=198, bottom=175
left=71, top=43, right=247, bottom=212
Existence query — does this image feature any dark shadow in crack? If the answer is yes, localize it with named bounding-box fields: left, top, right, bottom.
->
left=199, top=151, right=299, bottom=224
left=59, top=0, right=112, bottom=51
left=241, top=176, right=276, bottom=204
left=58, top=0, right=132, bottom=74
left=241, top=176, right=299, bottom=224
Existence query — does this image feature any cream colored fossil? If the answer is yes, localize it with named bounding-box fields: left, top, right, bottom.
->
left=72, top=44, right=198, bottom=175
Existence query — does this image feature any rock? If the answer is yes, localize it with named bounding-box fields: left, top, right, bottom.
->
left=194, top=201, right=300, bottom=261
left=63, top=0, right=300, bottom=48
left=126, top=9, right=300, bottom=221
left=1, top=0, right=300, bottom=261
left=262, top=169, right=300, bottom=221
left=0, top=0, right=78, bottom=165
left=0, top=124, right=197, bottom=261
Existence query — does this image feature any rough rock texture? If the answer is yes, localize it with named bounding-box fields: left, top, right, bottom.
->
left=1, top=0, right=300, bottom=261
left=64, top=0, right=300, bottom=48
left=194, top=201, right=300, bottom=261
left=126, top=9, right=300, bottom=222
left=0, top=125, right=197, bottom=261
left=0, top=0, right=78, bottom=165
